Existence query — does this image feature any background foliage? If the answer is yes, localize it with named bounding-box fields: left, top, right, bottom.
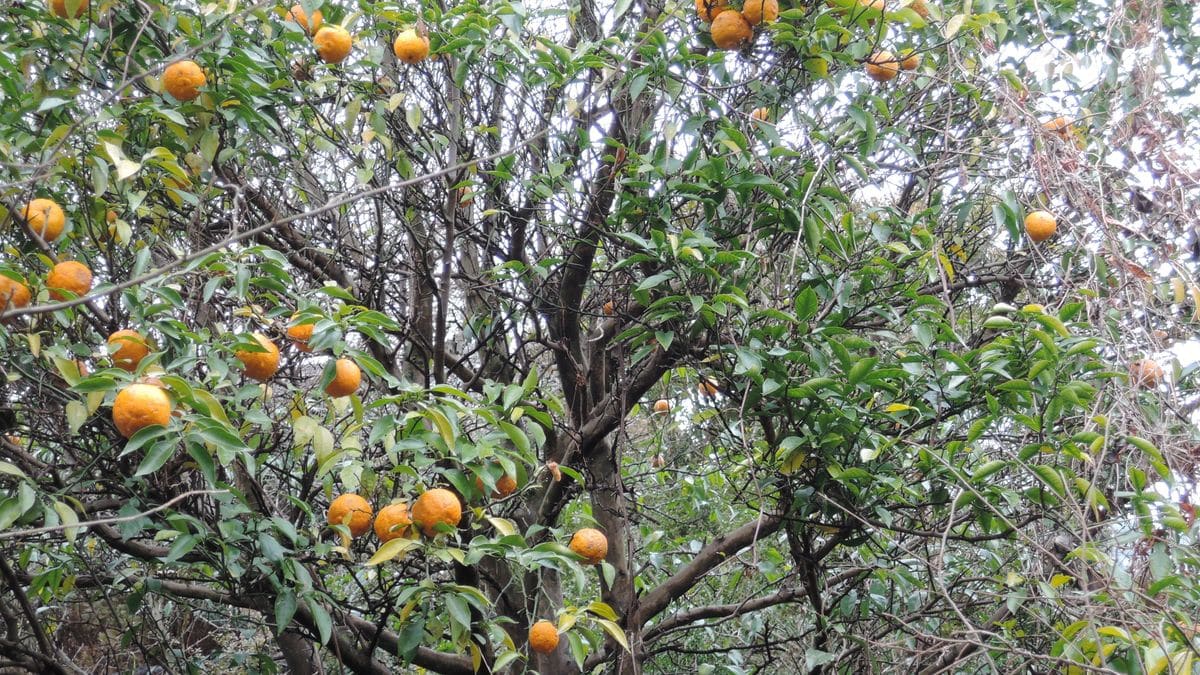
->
left=1, top=0, right=1199, bottom=672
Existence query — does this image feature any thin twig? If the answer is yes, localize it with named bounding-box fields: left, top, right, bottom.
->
left=0, top=489, right=227, bottom=541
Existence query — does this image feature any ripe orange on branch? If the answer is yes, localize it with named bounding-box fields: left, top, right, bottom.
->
left=742, top=0, right=778, bottom=25
left=108, top=330, right=152, bottom=371
left=711, top=11, right=752, bottom=50
left=1024, top=210, right=1057, bottom=242
left=313, top=26, right=352, bottom=64
left=235, top=332, right=281, bottom=381
left=865, top=51, right=900, bottom=82
left=112, top=383, right=171, bottom=438
left=1129, top=359, right=1165, bottom=389
left=286, top=4, right=322, bottom=34
left=22, top=199, right=66, bottom=242
left=569, top=527, right=608, bottom=565
left=393, top=29, right=430, bottom=64
left=695, top=0, right=728, bottom=22
left=653, top=399, right=670, bottom=414
left=327, top=493, right=373, bottom=537
left=475, top=469, right=518, bottom=499
left=46, top=261, right=93, bottom=301
left=163, top=61, right=206, bottom=101
left=49, top=0, right=88, bottom=19
left=1042, top=116, right=1075, bottom=138
left=286, top=314, right=315, bottom=352
left=411, top=488, right=462, bottom=536
left=374, top=502, right=414, bottom=542
left=528, top=620, right=559, bottom=654
left=0, top=275, right=32, bottom=312
left=324, top=358, right=361, bottom=397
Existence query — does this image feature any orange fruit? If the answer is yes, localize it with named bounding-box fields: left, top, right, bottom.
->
left=475, top=469, right=518, bottom=499
left=286, top=314, right=315, bottom=352
left=324, top=358, right=361, bottom=397
left=1130, top=359, right=1165, bottom=389
left=235, top=332, right=281, bottom=381
left=750, top=107, right=769, bottom=122
left=568, top=527, right=608, bottom=565
left=313, top=26, right=352, bottom=64
left=900, top=51, right=920, bottom=70
left=602, top=301, right=614, bottom=316
left=112, top=383, right=171, bottom=438
left=1042, top=116, right=1074, bottom=138
left=910, top=0, right=930, bottom=18
left=0, top=274, right=32, bottom=312
left=374, top=502, right=414, bottom=542
left=653, top=399, right=670, bottom=414
left=22, top=198, right=66, bottom=242
left=286, top=4, right=322, bottom=34
left=698, top=379, right=719, bottom=397
left=49, top=0, right=88, bottom=18
left=106, top=209, right=118, bottom=223
left=108, top=330, right=152, bottom=371
left=695, top=0, right=728, bottom=22
left=411, top=488, right=462, bottom=536
left=741, top=0, right=778, bottom=25
left=46, top=261, right=93, bottom=301
left=865, top=51, right=899, bottom=82
left=1024, top=210, right=1057, bottom=242
left=528, top=620, right=559, bottom=654
left=327, top=493, right=373, bottom=537
left=710, top=10, right=752, bottom=50
left=393, top=29, right=430, bottom=64
left=162, top=60, right=206, bottom=101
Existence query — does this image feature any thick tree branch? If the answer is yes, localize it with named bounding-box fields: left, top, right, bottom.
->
left=633, top=512, right=785, bottom=628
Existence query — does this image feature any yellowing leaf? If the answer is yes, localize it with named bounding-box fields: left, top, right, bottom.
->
left=66, top=400, right=88, bottom=434
left=1171, top=277, right=1186, bottom=304
left=557, top=613, right=577, bottom=633
left=595, top=618, right=630, bottom=652
left=884, top=403, right=914, bottom=413
left=1096, top=625, right=1130, bottom=640
left=366, top=538, right=420, bottom=566
left=486, top=516, right=517, bottom=537
left=53, top=501, right=80, bottom=544
left=1049, top=574, right=1073, bottom=589
left=587, top=601, right=619, bottom=621
left=102, top=140, right=142, bottom=181
left=944, top=13, right=965, bottom=39
left=86, top=390, right=105, bottom=415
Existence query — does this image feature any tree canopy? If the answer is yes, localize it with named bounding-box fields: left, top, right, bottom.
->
left=1, top=0, right=1199, bottom=673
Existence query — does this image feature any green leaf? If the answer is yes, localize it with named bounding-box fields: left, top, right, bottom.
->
left=794, top=287, right=819, bottom=321
left=134, top=439, right=177, bottom=477
left=847, top=357, right=878, bottom=385
left=446, top=594, right=471, bottom=633
left=307, top=599, right=332, bottom=645
left=275, top=589, right=298, bottom=634
left=1029, top=464, right=1066, bottom=497
left=0, top=461, right=27, bottom=478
